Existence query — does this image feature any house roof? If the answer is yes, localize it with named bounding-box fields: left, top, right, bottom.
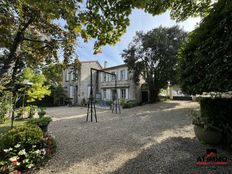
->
left=103, top=64, right=127, bottom=70
left=80, top=60, right=102, bottom=69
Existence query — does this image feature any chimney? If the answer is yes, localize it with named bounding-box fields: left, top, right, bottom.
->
left=104, top=61, right=108, bottom=68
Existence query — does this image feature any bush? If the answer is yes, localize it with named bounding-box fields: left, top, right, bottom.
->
left=121, top=100, right=137, bottom=109
left=0, top=124, right=55, bottom=173
left=80, top=98, right=87, bottom=106
left=0, top=124, right=43, bottom=151
left=0, top=93, right=11, bottom=124
left=27, top=117, right=52, bottom=128
left=200, top=98, right=232, bottom=133
left=106, top=100, right=113, bottom=106
left=16, top=106, right=30, bottom=119
left=38, top=108, right=46, bottom=118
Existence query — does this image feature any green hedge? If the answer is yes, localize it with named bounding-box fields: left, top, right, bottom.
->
left=200, top=98, right=232, bottom=133
left=121, top=100, right=137, bottom=109
left=0, top=124, right=43, bottom=152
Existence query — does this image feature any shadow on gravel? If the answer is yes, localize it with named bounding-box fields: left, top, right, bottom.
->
left=41, top=101, right=202, bottom=173
left=109, top=137, right=232, bottom=174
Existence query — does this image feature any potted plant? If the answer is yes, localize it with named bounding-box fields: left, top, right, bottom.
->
left=192, top=111, right=223, bottom=145
left=27, top=116, right=52, bottom=133
left=38, top=107, right=46, bottom=118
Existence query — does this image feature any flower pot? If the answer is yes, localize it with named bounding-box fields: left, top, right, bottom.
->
left=194, top=125, right=223, bottom=145
left=39, top=125, right=48, bottom=133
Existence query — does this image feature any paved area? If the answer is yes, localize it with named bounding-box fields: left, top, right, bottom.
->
left=37, top=101, right=232, bottom=174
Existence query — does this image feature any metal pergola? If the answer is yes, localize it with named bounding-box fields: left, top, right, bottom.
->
left=86, top=68, right=121, bottom=122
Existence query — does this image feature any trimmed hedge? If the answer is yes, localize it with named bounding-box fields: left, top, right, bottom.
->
left=200, top=98, right=232, bottom=133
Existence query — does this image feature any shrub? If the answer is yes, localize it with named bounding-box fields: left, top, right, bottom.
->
left=200, top=98, right=232, bottom=133
left=121, top=100, right=137, bottom=109
left=27, top=117, right=52, bottom=128
left=80, top=98, right=87, bottom=106
left=0, top=124, right=57, bottom=173
left=38, top=108, right=46, bottom=118
left=120, top=99, right=126, bottom=106
left=28, top=105, right=39, bottom=118
left=0, top=124, right=43, bottom=151
left=16, top=106, right=30, bottom=119
left=106, top=100, right=113, bottom=106
left=0, top=93, right=11, bottom=124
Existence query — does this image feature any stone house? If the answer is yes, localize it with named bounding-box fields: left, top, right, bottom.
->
left=62, top=61, right=102, bottom=105
left=62, top=61, right=146, bottom=105
left=99, top=64, right=142, bottom=102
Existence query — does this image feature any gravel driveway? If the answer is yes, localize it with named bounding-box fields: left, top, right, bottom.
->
left=37, top=101, right=232, bottom=174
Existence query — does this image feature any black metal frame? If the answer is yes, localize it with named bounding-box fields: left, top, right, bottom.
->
left=86, top=68, right=120, bottom=122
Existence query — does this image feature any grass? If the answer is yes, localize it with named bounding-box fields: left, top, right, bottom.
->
left=0, top=119, right=26, bottom=135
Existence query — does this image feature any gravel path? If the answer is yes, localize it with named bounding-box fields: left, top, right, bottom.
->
left=37, top=101, right=232, bottom=174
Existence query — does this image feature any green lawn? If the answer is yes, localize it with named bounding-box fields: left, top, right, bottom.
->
left=0, top=119, right=26, bottom=135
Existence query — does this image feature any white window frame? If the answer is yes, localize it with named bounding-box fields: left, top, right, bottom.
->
left=121, top=88, right=126, bottom=99
left=69, top=86, right=74, bottom=98
left=120, top=70, right=126, bottom=80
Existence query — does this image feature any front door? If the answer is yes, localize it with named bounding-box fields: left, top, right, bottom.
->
left=142, top=91, right=148, bottom=103
left=111, top=89, right=117, bottom=100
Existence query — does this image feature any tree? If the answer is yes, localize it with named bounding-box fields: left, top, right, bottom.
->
left=123, top=26, right=187, bottom=102
left=7, top=67, right=50, bottom=128
left=19, top=68, right=50, bottom=103
left=0, top=0, right=215, bottom=86
left=178, top=0, right=232, bottom=95
left=42, top=63, right=64, bottom=86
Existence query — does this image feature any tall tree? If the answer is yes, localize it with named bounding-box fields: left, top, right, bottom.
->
left=42, top=63, right=64, bottom=86
left=123, top=26, right=187, bottom=102
left=0, top=0, right=215, bottom=86
left=178, top=0, right=232, bottom=95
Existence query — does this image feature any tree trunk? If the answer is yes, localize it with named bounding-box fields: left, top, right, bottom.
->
left=0, top=18, right=32, bottom=84
left=149, top=86, right=160, bottom=103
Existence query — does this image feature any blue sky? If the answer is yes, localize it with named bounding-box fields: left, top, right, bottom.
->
left=76, top=9, right=201, bottom=67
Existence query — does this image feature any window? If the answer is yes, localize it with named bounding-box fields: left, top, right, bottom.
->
left=103, top=73, right=106, bottom=82
left=111, top=89, right=117, bottom=100
left=121, top=89, right=126, bottom=99
left=103, top=89, right=106, bottom=99
left=70, top=71, right=74, bottom=81
left=120, top=70, right=126, bottom=80
left=111, top=72, right=115, bottom=81
left=65, top=71, right=69, bottom=81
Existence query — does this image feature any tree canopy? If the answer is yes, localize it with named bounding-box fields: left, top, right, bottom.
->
left=0, top=0, right=215, bottom=85
left=42, top=63, right=64, bottom=86
left=178, top=0, right=232, bottom=95
left=123, top=26, right=186, bottom=102
left=19, top=68, right=50, bottom=102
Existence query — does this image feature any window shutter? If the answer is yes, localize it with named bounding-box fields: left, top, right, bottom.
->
left=106, top=89, right=110, bottom=100
left=70, top=72, right=73, bottom=81
left=66, top=71, right=69, bottom=81
left=125, top=69, right=128, bottom=80
left=101, top=73, right=103, bottom=82
left=69, top=86, right=74, bottom=98
left=117, top=89, right=120, bottom=99
left=126, top=88, right=129, bottom=99
left=87, top=86, right=91, bottom=98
